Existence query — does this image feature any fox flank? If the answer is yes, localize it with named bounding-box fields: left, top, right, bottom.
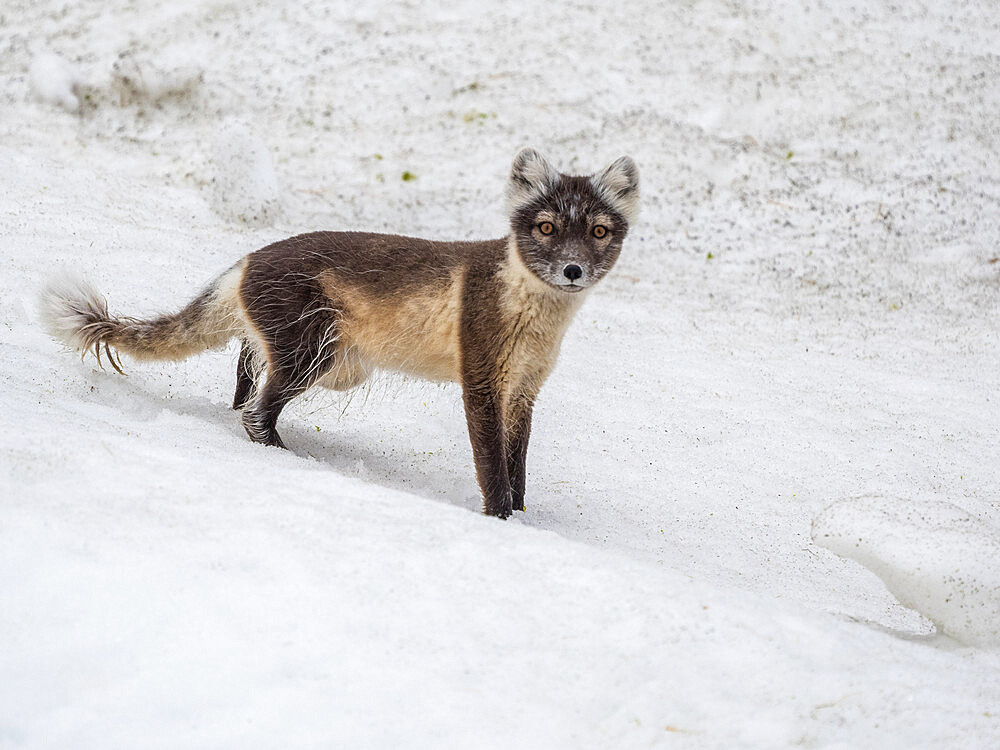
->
left=39, top=148, right=639, bottom=518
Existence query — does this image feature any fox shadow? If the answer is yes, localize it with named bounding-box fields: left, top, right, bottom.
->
left=76, top=366, right=485, bottom=514
left=279, top=414, right=484, bottom=515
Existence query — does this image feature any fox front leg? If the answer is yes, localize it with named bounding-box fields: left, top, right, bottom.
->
left=505, top=393, right=535, bottom=513
left=461, top=378, right=514, bottom=519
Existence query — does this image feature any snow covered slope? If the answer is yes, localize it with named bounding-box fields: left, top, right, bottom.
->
left=2, top=0, right=1000, bottom=747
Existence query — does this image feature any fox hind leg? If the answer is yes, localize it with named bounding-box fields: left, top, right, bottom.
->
left=241, top=373, right=297, bottom=449
left=240, top=334, right=339, bottom=448
left=239, top=298, right=341, bottom=449
left=232, top=340, right=261, bottom=410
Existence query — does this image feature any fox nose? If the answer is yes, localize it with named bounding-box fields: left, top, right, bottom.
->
left=563, top=264, right=583, bottom=281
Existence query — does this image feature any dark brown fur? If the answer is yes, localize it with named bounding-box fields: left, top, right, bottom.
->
left=232, top=231, right=538, bottom=516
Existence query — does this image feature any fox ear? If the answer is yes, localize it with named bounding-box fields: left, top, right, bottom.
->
left=592, top=156, right=640, bottom=225
left=506, top=147, right=559, bottom=214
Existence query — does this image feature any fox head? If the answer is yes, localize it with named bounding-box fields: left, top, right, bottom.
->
left=505, top=148, right=639, bottom=294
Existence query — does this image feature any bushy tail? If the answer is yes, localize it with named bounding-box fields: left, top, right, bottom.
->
left=39, top=264, right=245, bottom=371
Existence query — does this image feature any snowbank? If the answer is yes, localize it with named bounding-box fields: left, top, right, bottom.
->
left=813, top=497, right=1000, bottom=648
left=28, top=50, right=83, bottom=112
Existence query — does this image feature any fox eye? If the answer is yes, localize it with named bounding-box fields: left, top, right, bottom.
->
left=592, top=225, right=608, bottom=239
left=538, top=222, right=555, bottom=236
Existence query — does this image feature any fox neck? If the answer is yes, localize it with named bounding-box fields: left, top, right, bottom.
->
left=500, top=236, right=589, bottom=311
left=497, top=237, right=588, bottom=373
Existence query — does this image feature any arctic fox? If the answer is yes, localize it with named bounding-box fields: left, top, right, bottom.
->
left=40, top=148, right=639, bottom=518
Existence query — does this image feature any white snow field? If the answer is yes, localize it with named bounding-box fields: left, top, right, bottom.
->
left=2, top=0, right=1000, bottom=747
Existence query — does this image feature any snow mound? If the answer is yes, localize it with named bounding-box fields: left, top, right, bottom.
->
left=29, top=50, right=84, bottom=112
left=812, top=497, right=1000, bottom=648
left=208, top=120, right=281, bottom=226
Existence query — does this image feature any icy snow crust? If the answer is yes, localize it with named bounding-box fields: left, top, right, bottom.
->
left=2, top=0, right=1000, bottom=747
left=813, top=497, right=1000, bottom=648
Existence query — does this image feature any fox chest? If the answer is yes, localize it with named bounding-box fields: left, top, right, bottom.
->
left=495, top=294, right=581, bottom=403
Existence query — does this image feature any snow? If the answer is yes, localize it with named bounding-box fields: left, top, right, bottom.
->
left=109, top=51, right=203, bottom=107
left=208, top=120, right=282, bottom=226
left=813, top=497, right=1000, bottom=648
left=28, top=50, right=83, bottom=112
left=3, top=0, right=1000, bottom=747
